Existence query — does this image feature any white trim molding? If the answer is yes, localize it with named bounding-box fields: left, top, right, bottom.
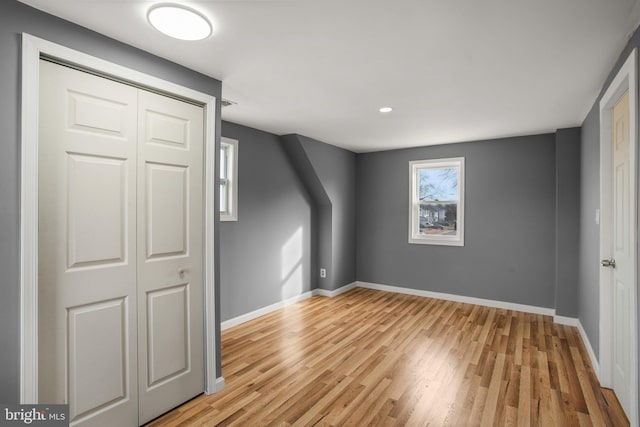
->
left=553, top=315, right=580, bottom=327
left=226, top=280, right=589, bottom=340
left=220, top=283, right=358, bottom=331
left=20, top=34, right=219, bottom=401
left=221, top=291, right=316, bottom=331
left=356, top=281, right=555, bottom=316
left=213, top=377, right=226, bottom=393
left=314, top=282, right=357, bottom=298
left=598, top=47, right=638, bottom=426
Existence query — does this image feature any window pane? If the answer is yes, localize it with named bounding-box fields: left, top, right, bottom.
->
left=220, top=138, right=238, bottom=221
left=419, top=167, right=458, bottom=202
left=220, top=182, right=227, bottom=213
left=220, top=146, right=228, bottom=180
left=418, top=203, right=458, bottom=236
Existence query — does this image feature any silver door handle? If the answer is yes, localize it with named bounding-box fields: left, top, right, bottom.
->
left=601, top=259, right=616, bottom=268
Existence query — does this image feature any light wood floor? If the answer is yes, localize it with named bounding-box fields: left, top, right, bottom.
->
left=147, top=288, right=628, bottom=426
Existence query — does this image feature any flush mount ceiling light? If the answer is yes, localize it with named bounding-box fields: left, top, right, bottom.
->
left=379, top=107, right=393, bottom=113
left=148, top=4, right=212, bottom=41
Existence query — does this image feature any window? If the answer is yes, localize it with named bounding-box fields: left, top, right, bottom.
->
left=220, top=137, right=238, bottom=221
left=409, top=157, right=464, bottom=246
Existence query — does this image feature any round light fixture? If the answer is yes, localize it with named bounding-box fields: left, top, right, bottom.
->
left=379, top=107, right=393, bottom=113
left=148, top=4, right=212, bottom=41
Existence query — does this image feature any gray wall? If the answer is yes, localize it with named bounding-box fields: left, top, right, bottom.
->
left=281, top=135, right=357, bottom=291
left=0, top=0, right=222, bottom=402
left=220, top=122, right=314, bottom=321
left=279, top=135, right=330, bottom=291
left=578, top=22, right=640, bottom=371
left=578, top=23, right=640, bottom=415
left=579, top=104, right=602, bottom=356
left=555, top=128, right=581, bottom=317
left=356, top=134, right=558, bottom=308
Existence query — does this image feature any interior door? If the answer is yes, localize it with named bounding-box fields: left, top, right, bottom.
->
left=39, top=60, right=206, bottom=426
left=136, top=90, right=205, bottom=424
left=611, top=90, right=633, bottom=417
left=38, top=60, right=139, bottom=426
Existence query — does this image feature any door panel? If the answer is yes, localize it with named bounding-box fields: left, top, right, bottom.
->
left=614, top=164, right=625, bottom=252
left=68, top=298, right=128, bottom=420
left=39, top=60, right=138, bottom=427
left=147, top=284, right=190, bottom=387
left=611, top=91, right=633, bottom=416
left=68, top=90, right=129, bottom=138
left=145, top=110, right=190, bottom=148
left=137, top=90, right=204, bottom=425
left=67, top=153, right=128, bottom=268
left=145, top=163, right=188, bottom=259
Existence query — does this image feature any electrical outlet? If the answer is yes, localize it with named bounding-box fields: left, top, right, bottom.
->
left=320, top=268, right=326, bottom=278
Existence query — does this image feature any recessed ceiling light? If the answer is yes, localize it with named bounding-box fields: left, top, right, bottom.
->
left=148, top=4, right=212, bottom=41
left=379, top=107, right=393, bottom=113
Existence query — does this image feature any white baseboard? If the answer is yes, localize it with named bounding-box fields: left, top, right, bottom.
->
left=577, top=320, right=600, bottom=378
left=221, top=283, right=359, bottom=331
left=553, top=315, right=580, bottom=326
left=207, top=376, right=225, bottom=394
left=221, top=283, right=362, bottom=331
left=355, top=281, right=556, bottom=316
left=314, top=282, right=357, bottom=298
left=221, top=291, right=314, bottom=331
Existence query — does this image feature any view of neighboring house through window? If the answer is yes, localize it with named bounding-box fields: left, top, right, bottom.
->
left=409, top=157, right=464, bottom=246
left=220, top=137, right=238, bottom=221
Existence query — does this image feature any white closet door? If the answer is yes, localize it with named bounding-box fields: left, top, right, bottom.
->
left=38, top=60, right=139, bottom=426
left=136, top=90, right=205, bottom=424
left=39, top=60, right=206, bottom=426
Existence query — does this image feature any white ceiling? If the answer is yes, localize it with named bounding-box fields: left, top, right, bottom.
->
left=18, top=0, right=640, bottom=152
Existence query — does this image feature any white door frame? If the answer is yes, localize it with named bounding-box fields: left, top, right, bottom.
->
left=19, top=34, right=222, bottom=404
left=599, top=47, right=638, bottom=426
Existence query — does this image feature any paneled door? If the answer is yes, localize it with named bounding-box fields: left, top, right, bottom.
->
left=38, top=60, right=204, bottom=426
left=611, top=90, right=633, bottom=417
left=136, top=90, right=204, bottom=424
left=38, top=59, right=139, bottom=427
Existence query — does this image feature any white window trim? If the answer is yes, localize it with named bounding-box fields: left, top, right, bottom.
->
left=408, top=157, right=465, bottom=246
left=220, top=137, right=238, bottom=222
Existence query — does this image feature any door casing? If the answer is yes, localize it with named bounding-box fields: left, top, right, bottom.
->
left=599, top=47, right=638, bottom=426
left=20, top=33, right=222, bottom=404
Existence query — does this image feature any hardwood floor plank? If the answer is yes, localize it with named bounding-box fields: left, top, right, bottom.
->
left=517, top=364, right=531, bottom=427
left=480, top=352, right=505, bottom=426
left=537, top=349, right=554, bottom=426
left=602, top=388, right=630, bottom=427
left=342, top=378, right=392, bottom=426
left=569, top=346, right=609, bottom=426
left=146, top=289, right=629, bottom=426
